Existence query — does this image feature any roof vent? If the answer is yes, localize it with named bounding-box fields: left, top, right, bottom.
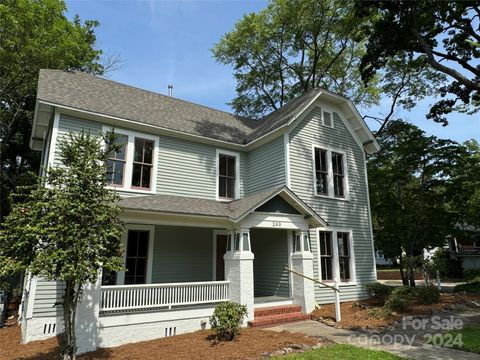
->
left=168, top=84, right=173, bottom=96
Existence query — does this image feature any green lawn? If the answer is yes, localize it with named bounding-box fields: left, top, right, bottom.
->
left=276, top=344, right=406, bottom=359
left=446, top=325, right=480, bottom=354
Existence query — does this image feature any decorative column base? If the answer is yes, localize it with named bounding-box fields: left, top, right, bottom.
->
left=291, top=252, right=315, bottom=314
left=224, top=251, right=255, bottom=322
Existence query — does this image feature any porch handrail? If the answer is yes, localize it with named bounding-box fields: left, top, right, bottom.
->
left=284, top=267, right=340, bottom=292
left=100, top=280, right=230, bottom=312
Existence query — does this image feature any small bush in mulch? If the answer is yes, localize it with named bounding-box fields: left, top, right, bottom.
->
left=415, top=286, right=440, bottom=305
left=364, top=282, right=394, bottom=306
left=455, top=281, right=480, bottom=294
left=209, top=301, right=248, bottom=341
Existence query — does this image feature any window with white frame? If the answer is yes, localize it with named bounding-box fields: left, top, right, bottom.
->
left=313, top=147, right=348, bottom=199
left=125, top=230, right=150, bottom=285
left=322, top=111, right=333, bottom=128
left=318, top=230, right=354, bottom=283
left=217, top=151, right=239, bottom=200
left=104, top=127, right=158, bottom=193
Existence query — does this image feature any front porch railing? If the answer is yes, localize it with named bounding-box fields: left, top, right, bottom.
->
left=100, top=281, right=230, bottom=312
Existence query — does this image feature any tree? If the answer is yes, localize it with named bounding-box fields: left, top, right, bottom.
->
left=0, top=0, right=110, bottom=222
left=368, top=120, right=462, bottom=286
left=212, top=0, right=381, bottom=118
left=0, top=131, right=124, bottom=360
left=355, top=1, right=480, bottom=125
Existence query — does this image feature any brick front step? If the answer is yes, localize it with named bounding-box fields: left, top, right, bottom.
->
left=248, top=312, right=311, bottom=327
left=254, top=305, right=302, bottom=318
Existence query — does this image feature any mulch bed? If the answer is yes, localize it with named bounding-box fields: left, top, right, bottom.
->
left=311, top=293, right=480, bottom=331
left=0, top=322, right=322, bottom=360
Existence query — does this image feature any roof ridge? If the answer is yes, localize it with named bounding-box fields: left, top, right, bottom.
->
left=40, top=69, right=255, bottom=122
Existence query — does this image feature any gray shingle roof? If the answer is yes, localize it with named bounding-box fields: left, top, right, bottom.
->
left=118, top=185, right=327, bottom=226
left=36, top=70, right=322, bottom=144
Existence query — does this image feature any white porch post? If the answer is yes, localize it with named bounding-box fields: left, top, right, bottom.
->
left=75, top=269, right=102, bottom=354
left=290, top=230, right=315, bottom=313
left=223, top=228, right=255, bottom=322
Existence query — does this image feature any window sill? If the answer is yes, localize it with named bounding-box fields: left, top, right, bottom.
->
left=107, top=186, right=155, bottom=195
left=314, top=194, right=350, bottom=202
left=318, top=281, right=358, bottom=288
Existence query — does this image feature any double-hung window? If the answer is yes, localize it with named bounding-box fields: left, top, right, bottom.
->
left=318, top=230, right=354, bottom=283
left=217, top=151, right=239, bottom=200
left=103, top=127, right=158, bottom=193
left=106, top=134, right=128, bottom=186
left=313, top=147, right=348, bottom=199
left=132, top=138, right=154, bottom=189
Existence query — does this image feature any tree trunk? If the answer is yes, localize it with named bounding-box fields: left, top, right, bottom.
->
left=60, top=280, right=77, bottom=360
left=399, top=251, right=408, bottom=286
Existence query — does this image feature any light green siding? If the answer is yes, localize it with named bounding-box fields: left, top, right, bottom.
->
left=32, top=278, right=64, bottom=317
left=289, top=106, right=375, bottom=303
left=151, top=226, right=213, bottom=283
left=157, top=135, right=247, bottom=199
left=251, top=229, right=290, bottom=297
left=247, top=135, right=285, bottom=194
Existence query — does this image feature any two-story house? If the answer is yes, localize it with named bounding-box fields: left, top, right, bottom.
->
left=21, top=69, right=379, bottom=353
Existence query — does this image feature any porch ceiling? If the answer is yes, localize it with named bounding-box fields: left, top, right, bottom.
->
left=118, top=186, right=327, bottom=227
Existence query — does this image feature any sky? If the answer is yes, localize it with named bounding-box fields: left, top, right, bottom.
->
left=66, top=0, right=479, bottom=143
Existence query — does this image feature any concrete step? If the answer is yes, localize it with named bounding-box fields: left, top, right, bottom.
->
left=248, top=312, right=311, bottom=327
left=254, top=305, right=302, bottom=318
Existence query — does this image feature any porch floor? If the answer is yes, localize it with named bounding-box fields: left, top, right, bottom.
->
left=254, top=296, right=293, bottom=307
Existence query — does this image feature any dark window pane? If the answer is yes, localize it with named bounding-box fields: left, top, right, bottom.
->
left=127, top=232, right=138, bottom=255
left=115, top=135, right=128, bottom=160
left=136, top=259, right=146, bottom=276
left=334, top=176, right=344, bottom=197
left=135, top=276, right=145, bottom=285
left=137, top=236, right=148, bottom=257
left=132, top=163, right=142, bottom=187
left=320, top=150, right=327, bottom=171
left=143, top=140, right=154, bottom=164
left=227, top=156, right=235, bottom=177
left=134, top=138, right=144, bottom=162
left=316, top=172, right=328, bottom=194
left=125, top=258, right=136, bottom=275
left=113, top=161, right=124, bottom=185
left=321, top=258, right=332, bottom=280
left=106, top=159, right=114, bottom=183
left=219, top=155, right=227, bottom=176
left=219, top=177, right=227, bottom=197
left=125, top=275, right=135, bottom=285
left=142, top=165, right=151, bottom=188
left=226, top=177, right=235, bottom=198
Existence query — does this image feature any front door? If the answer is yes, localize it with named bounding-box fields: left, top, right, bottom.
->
left=216, top=235, right=228, bottom=280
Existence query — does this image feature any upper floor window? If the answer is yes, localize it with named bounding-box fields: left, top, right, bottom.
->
left=217, top=151, right=239, bottom=200
left=103, top=126, right=158, bottom=194
left=322, top=111, right=333, bottom=128
left=132, top=138, right=154, bottom=189
left=107, top=134, right=128, bottom=187
left=313, top=146, right=348, bottom=199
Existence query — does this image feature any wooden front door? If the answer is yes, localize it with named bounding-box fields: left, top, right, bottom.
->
left=216, top=235, right=228, bottom=281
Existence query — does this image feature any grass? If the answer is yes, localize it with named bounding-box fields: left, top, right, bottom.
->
left=276, top=344, right=406, bottom=359
left=445, top=325, right=480, bottom=354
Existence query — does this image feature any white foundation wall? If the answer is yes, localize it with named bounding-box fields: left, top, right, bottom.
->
left=98, top=307, right=216, bottom=348
left=22, top=316, right=64, bottom=343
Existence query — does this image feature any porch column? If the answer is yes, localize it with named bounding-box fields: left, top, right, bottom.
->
left=290, top=230, right=315, bottom=313
left=75, top=270, right=102, bottom=354
left=223, top=228, right=254, bottom=322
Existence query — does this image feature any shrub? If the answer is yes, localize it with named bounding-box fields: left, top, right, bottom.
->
left=209, top=301, right=248, bottom=341
left=366, top=307, right=391, bottom=319
left=415, top=286, right=440, bottom=305
left=384, top=286, right=415, bottom=312
left=364, top=282, right=394, bottom=306
left=464, top=269, right=480, bottom=282
left=455, top=281, right=480, bottom=294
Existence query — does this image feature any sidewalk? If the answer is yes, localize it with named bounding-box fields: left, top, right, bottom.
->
left=266, top=320, right=480, bottom=360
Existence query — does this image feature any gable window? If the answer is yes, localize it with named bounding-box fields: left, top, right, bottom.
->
left=314, top=148, right=328, bottom=195
left=217, top=150, right=239, bottom=200
left=313, top=146, right=348, bottom=199
left=132, top=138, right=154, bottom=189
left=322, top=111, right=333, bottom=128
left=106, top=134, right=128, bottom=186
left=332, top=152, right=345, bottom=197
left=337, top=232, right=351, bottom=281
left=103, top=126, right=158, bottom=194
left=318, top=229, right=355, bottom=284
left=319, top=232, right=333, bottom=281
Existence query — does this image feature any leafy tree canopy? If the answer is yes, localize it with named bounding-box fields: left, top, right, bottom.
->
left=213, top=0, right=381, bottom=118
left=0, top=131, right=124, bottom=359
left=355, top=1, right=480, bottom=125
left=0, top=0, right=106, bottom=221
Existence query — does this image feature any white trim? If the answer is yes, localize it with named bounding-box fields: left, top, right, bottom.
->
left=363, top=150, right=377, bottom=280
left=240, top=212, right=309, bottom=231
left=311, top=144, right=350, bottom=201
left=215, top=149, right=240, bottom=201
left=47, top=109, right=60, bottom=169
left=316, top=227, right=357, bottom=287
left=25, top=274, right=37, bottom=319
left=212, top=230, right=227, bottom=281
left=117, top=224, right=155, bottom=285
left=287, top=230, right=294, bottom=298
left=102, top=125, right=159, bottom=194
left=321, top=110, right=334, bottom=129
left=284, top=133, right=291, bottom=188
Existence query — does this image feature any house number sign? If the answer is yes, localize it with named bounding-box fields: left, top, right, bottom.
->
left=272, top=221, right=282, bottom=227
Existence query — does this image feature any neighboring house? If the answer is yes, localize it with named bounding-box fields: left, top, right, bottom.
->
left=448, top=225, right=480, bottom=270
left=375, top=250, right=394, bottom=267
left=21, top=69, right=379, bottom=353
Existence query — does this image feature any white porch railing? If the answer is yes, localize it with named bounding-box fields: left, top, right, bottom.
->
left=100, top=281, right=229, bottom=312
